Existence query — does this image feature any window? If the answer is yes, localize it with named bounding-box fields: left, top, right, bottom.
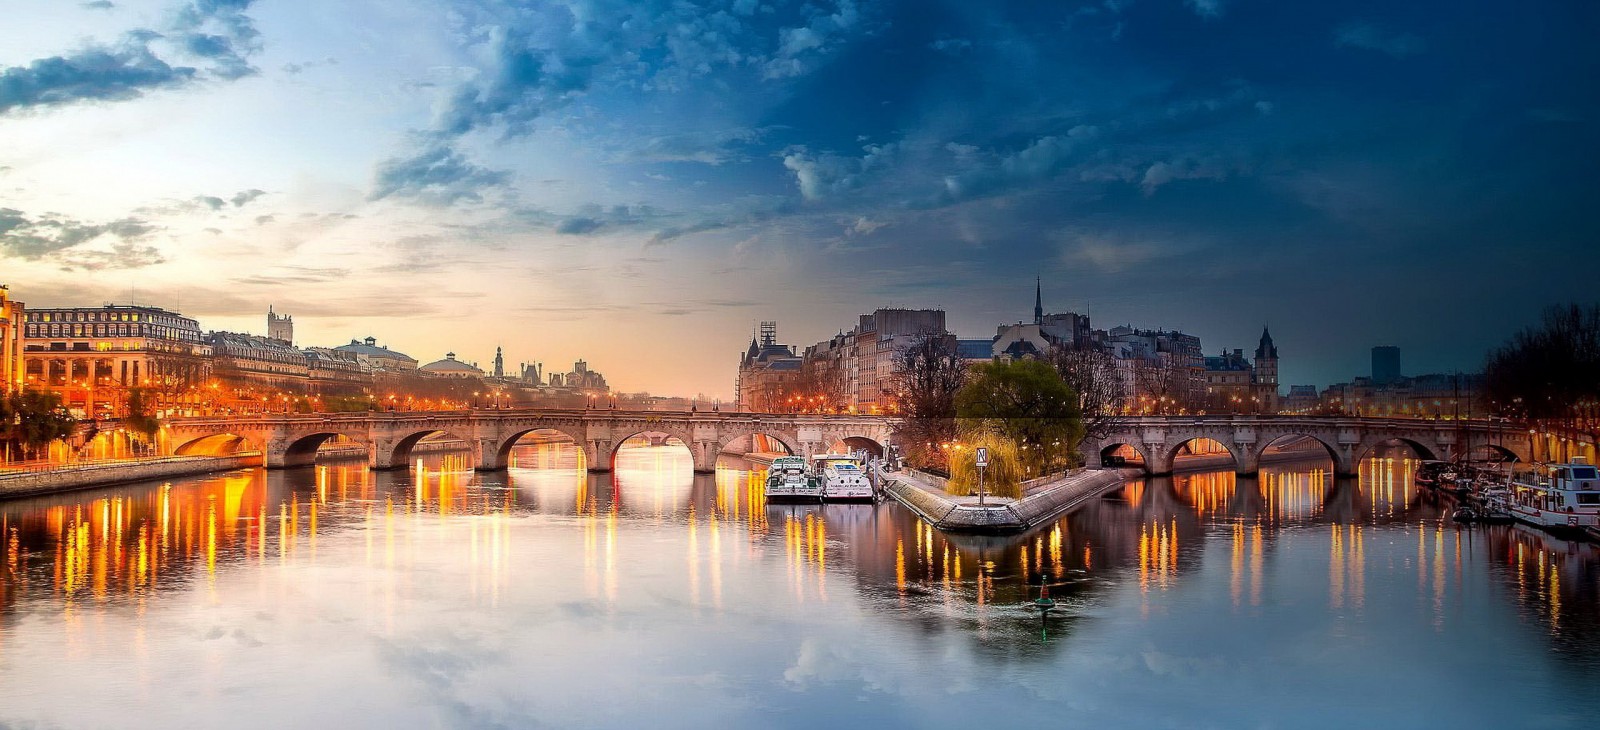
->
left=1574, top=467, right=1598, bottom=480
left=1577, top=493, right=1600, bottom=505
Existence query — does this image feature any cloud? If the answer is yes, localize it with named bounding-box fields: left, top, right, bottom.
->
left=0, top=0, right=261, bottom=115
left=369, top=144, right=511, bottom=205
left=1140, top=157, right=1229, bottom=194
left=0, top=207, right=164, bottom=269
left=230, top=188, right=266, bottom=206
left=171, top=0, right=263, bottom=80
left=556, top=217, right=603, bottom=235
left=929, top=37, right=971, bottom=55
left=782, top=142, right=901, bottom=201
left=0, top=42, right=196, bottom=114
left=1335, top=22, right=1424, bottom=58
left=81, top=1, right=115, bottom=9
left=232, top=266, right=351, bottom=286
left=1186, top=0, right=1225, bottom=18
left=764, top=0, right=861, bottom=79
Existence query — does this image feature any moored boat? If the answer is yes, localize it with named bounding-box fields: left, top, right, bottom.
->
left=764, top=456, right=823, bottom=503
left=1501, top=457, right=1600, bottom=535
left=813, top=453, right=875, bottom=502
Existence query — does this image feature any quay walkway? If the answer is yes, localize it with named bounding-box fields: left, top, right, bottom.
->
left=0, top=453, right=264, bottom=499
left=882, top=467, right=1135, bottom=534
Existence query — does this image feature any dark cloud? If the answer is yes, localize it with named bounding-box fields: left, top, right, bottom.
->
left=81, top=1, right=116, bottom=9
left=369, top=144, right=511, bottom=205
left=171, top=0, right=262, bottom=80
left=0, top=207, right=163, bottom=269
left=0, top=0, right=259, bottom=115
left=556, top=217, right=603, bottom=235
left=0, top=43, right=195, bottom=114
left=230, top=188, right=266, bottom=206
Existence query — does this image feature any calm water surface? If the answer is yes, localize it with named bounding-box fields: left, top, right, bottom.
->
left=1, top=444, right=1597, bottom=729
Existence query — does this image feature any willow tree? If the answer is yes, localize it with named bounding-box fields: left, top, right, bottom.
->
left=955, top=359, right=1084, bottom=473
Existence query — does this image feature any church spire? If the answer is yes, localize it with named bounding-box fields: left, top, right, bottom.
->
left=1034, top=276, right=1043, bottom=325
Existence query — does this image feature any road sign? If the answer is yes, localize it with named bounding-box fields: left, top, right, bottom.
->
left=975, top=447, right=989, bottom=468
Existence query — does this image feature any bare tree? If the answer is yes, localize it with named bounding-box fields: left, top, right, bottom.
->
left=891, top=330, right=966, bottom=470
left=1049, top=344, right=1126, bottom=440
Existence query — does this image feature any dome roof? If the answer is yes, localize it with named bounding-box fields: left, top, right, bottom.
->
left=421, top=352, right=482, bottom=373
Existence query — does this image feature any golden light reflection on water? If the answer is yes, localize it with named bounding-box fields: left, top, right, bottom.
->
left=2, top=445, right=1598, bottom=675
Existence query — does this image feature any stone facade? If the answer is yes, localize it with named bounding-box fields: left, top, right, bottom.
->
left=22, top=304, right=211, bottom=417
left=0, top=286, right=21, bottom=394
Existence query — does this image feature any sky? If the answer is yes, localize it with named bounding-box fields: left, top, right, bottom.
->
left=2, top=0, right=1596, bottom=398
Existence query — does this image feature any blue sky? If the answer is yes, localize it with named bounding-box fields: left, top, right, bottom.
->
left=2, top=0, right=1596, bottom=396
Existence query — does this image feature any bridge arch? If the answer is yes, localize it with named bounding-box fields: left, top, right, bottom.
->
left=1465, top=442, right=1521, bottom=463
left=608, top=427, right=701, bottom=473
left=1355, top=437, right=1439, bottom=465
left=381, top=429, right=476, bottom=470
left=271, top=431, right=369, bottom=469
left=1166, top=437, right=1242, bottom=474
left=1251, top=433, right=1343, bottom=473
left=174, top=433, right=261, bottom=457
left=828, top=435, right=886, bottom=458
left=1098, top=442, right=1149, bottom=468
left=488, top=426, right=589, bottom=471
left=716, top=429, right=800, bottom=460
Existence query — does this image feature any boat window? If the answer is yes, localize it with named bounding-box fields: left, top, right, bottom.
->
left=1578, top=493, right=1600, bottom=505
left=1574, top=467, right=1598, bottom=480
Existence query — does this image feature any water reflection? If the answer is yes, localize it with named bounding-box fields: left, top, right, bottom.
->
left=1, top=443, right=1598, bottom=727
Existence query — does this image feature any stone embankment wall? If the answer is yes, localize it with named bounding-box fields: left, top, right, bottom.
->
left=0, top=455, right=264, bottom=500
left=884, top=468, right=1132, bottom=534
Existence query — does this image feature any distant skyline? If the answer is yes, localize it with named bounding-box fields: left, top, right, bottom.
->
left=3, top=0, right=1596, bottom=397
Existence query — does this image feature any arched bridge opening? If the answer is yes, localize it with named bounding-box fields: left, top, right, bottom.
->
left=1100, top=443, right=1148, bottom=468
left=499, top=428, right=587, bottom=472
left=274, top=432, right=369, bottom=469
left=827, top=436, right=886, bottom=459
left=384, top=429, right=475, bottom=470
left=1169, top=437, right=1240, bottom=474
left=611, top=430, right=695, bottom=474
left=1257, top=434, right=1338, bottom=470
left=175, top=433, right=261, bottom=457
left=716, top=431, right=799, bottom=469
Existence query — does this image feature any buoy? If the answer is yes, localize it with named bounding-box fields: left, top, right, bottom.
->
left=1033, top=583, right=1056, bottom=612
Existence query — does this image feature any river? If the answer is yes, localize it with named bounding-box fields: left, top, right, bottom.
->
left=1, top=443, right=1596, bottom=728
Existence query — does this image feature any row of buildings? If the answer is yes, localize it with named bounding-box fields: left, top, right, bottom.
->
left=735, top=281, right=1284, bottom=414
left=0, top=285, right=610, bottom=417
left=734, top=282, right=1484, bottom=418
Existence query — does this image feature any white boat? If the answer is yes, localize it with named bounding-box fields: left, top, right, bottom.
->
left=1501, top=457, right=1600, bottom=534
left=813, top=453, right=874, bottom=502
left=764, top=456, right=823, bottom=502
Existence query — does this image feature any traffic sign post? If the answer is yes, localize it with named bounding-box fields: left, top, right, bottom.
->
left=975, top=447, right=989, bottom=506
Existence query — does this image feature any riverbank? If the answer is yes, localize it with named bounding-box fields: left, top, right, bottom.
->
left=0, top=454, right=265, bottom=500
left=883, top=467, right=1135, bottom=534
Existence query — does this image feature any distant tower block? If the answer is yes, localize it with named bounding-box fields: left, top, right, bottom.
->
left=759, top=320, right=777, bottom=347
left=267, top=305, right=293, bottom=345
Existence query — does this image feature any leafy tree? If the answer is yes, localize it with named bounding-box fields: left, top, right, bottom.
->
left=1485, top=303, right=1600, bottom=431
left=955, top=359, right=1084, bottom=472
left=1, top=389, right=78, bottom=460
left=891, top=330, right=966, bottom=470
left=123, top=387, right=161, bottom=438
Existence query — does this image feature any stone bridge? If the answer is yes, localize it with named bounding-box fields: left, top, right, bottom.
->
left=1083, top=416, right=1534, bottom=477
left=163, top=409, right=893, bottom=473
